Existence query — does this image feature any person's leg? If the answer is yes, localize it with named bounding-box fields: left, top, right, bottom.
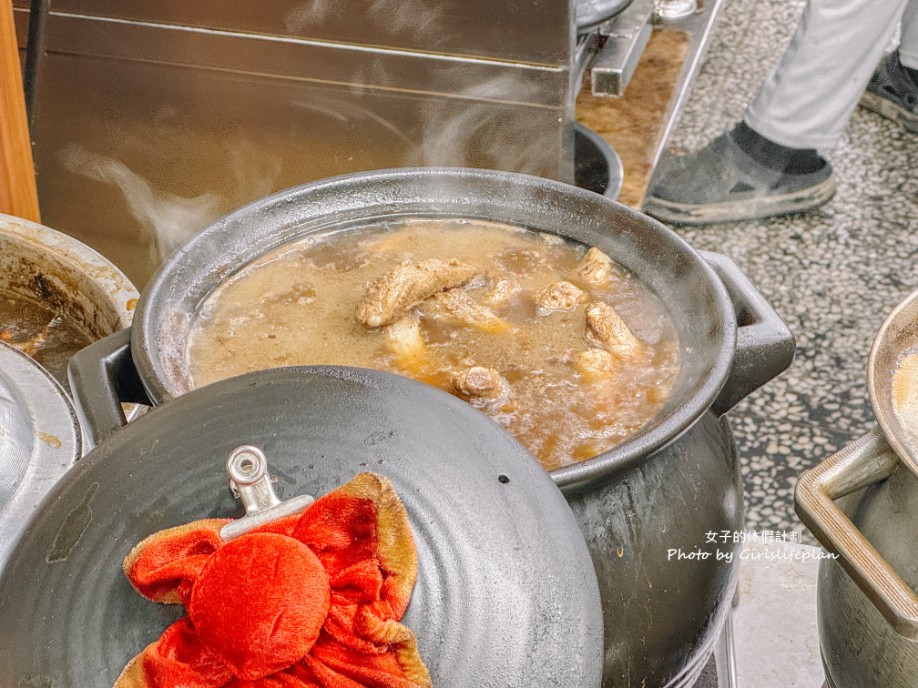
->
left=644, top=0, right=907, bottom=225
left=899, top=0, right=918, bottom=71
left=745, top=0, right=907, bottom=150
left=860, top=0, right=918, bottom=131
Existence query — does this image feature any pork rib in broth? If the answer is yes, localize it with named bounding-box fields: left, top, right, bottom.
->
left=187, top=219, right=680, bottom=470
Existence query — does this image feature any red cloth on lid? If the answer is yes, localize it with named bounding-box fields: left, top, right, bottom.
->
left=115, top=472, right=431, bottom=688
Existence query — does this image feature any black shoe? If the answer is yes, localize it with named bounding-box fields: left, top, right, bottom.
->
left=861, top=51, right=918, bottom=133
left=643, top=132, right=836, bottom=225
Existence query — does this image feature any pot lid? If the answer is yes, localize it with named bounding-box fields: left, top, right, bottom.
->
left=0, top=366, right=603, bottom=687
left=869, top=288, right=918, bottom=474
left=0, top=341, right=82, bottom=561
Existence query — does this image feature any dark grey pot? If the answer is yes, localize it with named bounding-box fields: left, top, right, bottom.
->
left=68, top=168, right=795, bottom=687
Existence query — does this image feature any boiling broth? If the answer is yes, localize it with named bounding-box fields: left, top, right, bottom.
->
left=187, top=219, right=680, bottom=470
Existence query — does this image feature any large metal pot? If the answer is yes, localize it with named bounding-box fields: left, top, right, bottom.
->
left=70, top=168, right=795, bottom=687
left=0, top=367, right=603, bottom=686
left=796, top=289, right=918, bottom=687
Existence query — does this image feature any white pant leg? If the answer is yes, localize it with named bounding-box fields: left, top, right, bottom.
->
left=744, top=0, right=908, bottom=149
left=900, top=0, right=918, bottom=69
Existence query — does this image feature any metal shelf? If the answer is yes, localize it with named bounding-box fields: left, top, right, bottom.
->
left=647, top=0, right=727, bottom=176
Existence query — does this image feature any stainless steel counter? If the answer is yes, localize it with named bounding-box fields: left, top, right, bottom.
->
left=25, top=2, right=576, bottom=285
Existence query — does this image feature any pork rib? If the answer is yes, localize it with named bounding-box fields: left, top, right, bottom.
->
left=451, top=366, right=509, bottom=407
left=537, top=281, right=586, bottom=313
left=384, top=312, right=428, bottom=372
left=355, top=258, right=480, bottom=328
left=585, top=301, right=643, bottom=359
left=422, top=289, right=509, bottom=333
left=575, top=348, right=617, bottom=382
left=576, top=247, right=614, bottom=285
left=482, top=273, right=521, bottom=307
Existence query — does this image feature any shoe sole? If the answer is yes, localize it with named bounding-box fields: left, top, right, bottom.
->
left=642, top=175, right=837, bottom=226
left=860, top=91, right=918, bottom=133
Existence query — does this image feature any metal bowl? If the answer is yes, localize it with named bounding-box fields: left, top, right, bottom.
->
left=574, top=123, right=624, bottom=201
left=576, top=0, right=634, bottom=32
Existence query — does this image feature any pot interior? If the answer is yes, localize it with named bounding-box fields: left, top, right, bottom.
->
left=137, top=169, right=735, bottom=486
left=0, top=215, right=138, bottom=386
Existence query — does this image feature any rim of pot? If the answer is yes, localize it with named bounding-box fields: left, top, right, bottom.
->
left=0, top=213, right=139, bottom=336
left=133, top=168, right=736, bottom=490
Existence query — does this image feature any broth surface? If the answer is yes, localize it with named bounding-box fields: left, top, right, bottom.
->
left=187, top=219, right=679, bottom=470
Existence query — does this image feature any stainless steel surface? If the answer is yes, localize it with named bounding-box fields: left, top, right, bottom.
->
left=12, top=4, right=27, bottom=67
left=868, top=288, right=918, bottom=475
left=42, top=14, right=570, bottom=103
left=795, top=288, right=918, bottom=687
left=797, top=430, right=918, bottom=637
left=0, top=213, right=140, bottom=436
left=643, top=0, right=726, bottom=181
left=575, top=32, right=602, bottom=88
left=50, top=0, right=571, bottom=64
left=590, top=0, right=655, bottom=97
left=0, top=213, right=138, bottom=342
left=0, top=342, right=82, bottom=564
left=220, top=446, right=315, bottom=541
left=814, top=454, right=918, bottom=687
left=797, top=288, right=918, bottom=640
left=29, top=5, right=575, bottom=286
left=655, top=0, right=699, bottom=22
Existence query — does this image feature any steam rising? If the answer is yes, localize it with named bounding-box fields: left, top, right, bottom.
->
left=228, top=139, right=283, bottom=202
left=59, top=141, right=281, bottom=266
left=60, top=144, right=221, bottom=264
left=284, top=1, right=335, bottom=29
left=410, top=73, right=561, bottom=174
left=285, top=0, right=445, bottom=39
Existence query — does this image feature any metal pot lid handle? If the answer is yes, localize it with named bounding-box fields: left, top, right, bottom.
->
left=67, top=328, right=152, bottom=447
left=795, top=427, right=918, bottom=639
left=220, top=446, right=314, bottom=541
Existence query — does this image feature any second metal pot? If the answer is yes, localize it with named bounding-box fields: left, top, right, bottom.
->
left=797, top=288, right=918, bottom=687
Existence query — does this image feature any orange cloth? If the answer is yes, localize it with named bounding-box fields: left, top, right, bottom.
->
left=116, top=473, right=431, bottom=688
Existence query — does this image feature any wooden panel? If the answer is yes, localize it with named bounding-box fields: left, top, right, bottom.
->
left=0, top=0, right=39, bottom=221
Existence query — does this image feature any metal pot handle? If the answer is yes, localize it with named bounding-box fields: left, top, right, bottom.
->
left=67, top=328, right=152, bottom=447
left=700, top=251, right=796, bottom=416
left=795, top=427, right=918, bottom=639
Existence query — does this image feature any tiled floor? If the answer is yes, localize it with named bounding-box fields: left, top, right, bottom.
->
left=652, top=0, right=918, bottom=533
